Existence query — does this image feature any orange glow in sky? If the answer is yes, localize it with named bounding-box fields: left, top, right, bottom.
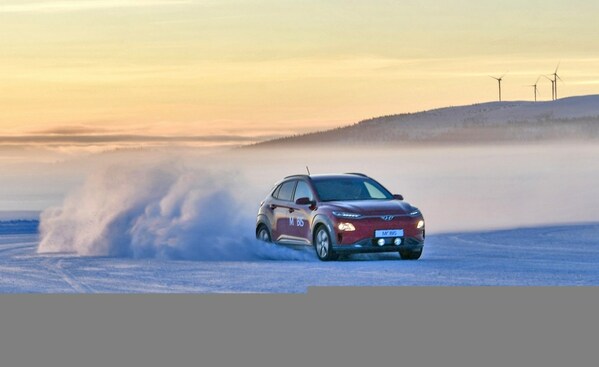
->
left=2, top=0, right=599, bottom=147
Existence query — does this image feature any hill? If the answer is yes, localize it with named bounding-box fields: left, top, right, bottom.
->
left=253, top=95, right=599, bottom=146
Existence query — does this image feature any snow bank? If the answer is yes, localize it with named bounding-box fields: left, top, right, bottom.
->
left=38, top=162, right=313, bottom=261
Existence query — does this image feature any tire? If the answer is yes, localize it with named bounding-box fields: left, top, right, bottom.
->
left=399, top=249, right=422, bottom=260
left=314, top=226, right=337, bottom=261
left=256, top=224, right=272, bottom=243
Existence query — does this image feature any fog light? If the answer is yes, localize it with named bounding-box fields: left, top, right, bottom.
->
left=377, top=239, right=385, bottom=246
left=337, top=223, right=355, bottom=231
left=394, top=238, right=402, bottom=246
left=417, top=220, right=425, bottom=229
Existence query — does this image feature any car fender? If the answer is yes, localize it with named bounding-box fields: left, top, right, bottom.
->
left=256, top=214, right=272, bottom=235
left=311, top=214, right=338, bottom=246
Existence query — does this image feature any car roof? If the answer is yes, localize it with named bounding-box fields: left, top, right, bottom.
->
left=283, top=173, right=369, bottom=181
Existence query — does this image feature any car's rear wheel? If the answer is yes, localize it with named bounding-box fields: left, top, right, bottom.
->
left=314, top=226, right=337, bottom=261
left=256, top=225, right=272, bottom=243
left=399, top=249, right=422, bottom=260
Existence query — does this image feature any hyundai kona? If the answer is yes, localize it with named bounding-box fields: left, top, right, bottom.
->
left=256, top=173, right=425, bottom=261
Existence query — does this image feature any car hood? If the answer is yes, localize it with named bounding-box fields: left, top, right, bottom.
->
left=324, top=200, right=415, bottom=216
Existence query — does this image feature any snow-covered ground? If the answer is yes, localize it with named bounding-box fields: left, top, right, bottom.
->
left=1, top=221, right=598, bottom=293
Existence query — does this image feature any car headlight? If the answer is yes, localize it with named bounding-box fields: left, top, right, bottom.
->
left=417, top=220, right=425, bottom=229
left=337, top=223, right=356, bottom=231
left=332, top=211, right=362, bottom=219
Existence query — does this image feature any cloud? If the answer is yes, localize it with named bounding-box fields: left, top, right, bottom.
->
left=0, top=134, right=275, bottom=145
left=0, top=0, right=194, bottom=13
left=33, top=126, right=112, bottom=135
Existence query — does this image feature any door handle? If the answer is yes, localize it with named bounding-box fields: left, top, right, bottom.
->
left=288, top=208, right=295, bottom=213
left=269, top=204, right=277, bottom=210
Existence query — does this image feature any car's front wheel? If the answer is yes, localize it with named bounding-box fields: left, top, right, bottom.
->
left=314, top=226, right=337, bottom=261
left=399, top=249, right=422, bottom=260
left=256, top=225, right=272, bottom=243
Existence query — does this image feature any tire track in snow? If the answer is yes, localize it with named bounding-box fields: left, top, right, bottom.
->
left=40, top=257, right=95, bottom=293
left=0, top=241, right=37, bottom=255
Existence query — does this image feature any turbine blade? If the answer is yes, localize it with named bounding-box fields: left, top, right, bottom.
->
left=554, top=62, right=560, bottom=73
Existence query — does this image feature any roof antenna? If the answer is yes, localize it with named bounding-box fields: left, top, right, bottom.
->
left=305, top=166, right=311, bottom=175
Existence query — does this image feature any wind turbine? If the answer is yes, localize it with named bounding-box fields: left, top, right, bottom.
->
left=543, top=75, right=555, bottom=100
left=529, top=77, right=541, bottom=102
left=550, top=63, right=563, bottom=100
left=490, top=74, right=506, bottom=102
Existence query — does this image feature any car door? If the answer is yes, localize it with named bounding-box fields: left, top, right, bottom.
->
left=289, top=180, right=315, bottom=245
left=270, top=180, right=297, bottom=243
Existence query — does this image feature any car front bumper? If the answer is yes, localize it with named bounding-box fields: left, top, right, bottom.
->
left=332, top=237, right=424, bottom=254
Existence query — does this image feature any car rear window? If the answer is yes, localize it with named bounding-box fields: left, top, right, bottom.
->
left=275, top=180, right=296, bottom=201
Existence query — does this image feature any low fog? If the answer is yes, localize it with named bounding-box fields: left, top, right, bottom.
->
left=17, top=141, right=598, bottom=259
left=236, top=143, right=599, bottom=233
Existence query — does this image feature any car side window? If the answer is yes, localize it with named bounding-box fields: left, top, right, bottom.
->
left=271, top=184, right=282, bottom=199
left=276, top=180, right=296, bottom=202
left=293, top=181, right=314, bottom=201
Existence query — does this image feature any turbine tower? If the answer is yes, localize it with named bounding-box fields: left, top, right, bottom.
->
left=529, top=77, right=541, bottom=102
left=490, top=74, right=505, bottom=102
left=551, top=63, right=562, bottom=100
left=543, top=75, right=555, bottom=100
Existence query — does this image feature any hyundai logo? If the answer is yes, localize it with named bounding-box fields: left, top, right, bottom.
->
left=381, top=215, right=394, bottom=221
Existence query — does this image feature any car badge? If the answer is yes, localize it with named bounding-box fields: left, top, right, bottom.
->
left=381, top=215, right=394, bottom=221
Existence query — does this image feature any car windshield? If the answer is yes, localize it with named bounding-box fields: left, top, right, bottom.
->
left=313, top=177, right=394, bottom=202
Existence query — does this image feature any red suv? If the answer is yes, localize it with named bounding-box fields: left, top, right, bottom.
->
left=256, top=173, right=425, bottom=261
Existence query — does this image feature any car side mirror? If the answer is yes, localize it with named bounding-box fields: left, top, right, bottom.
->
left=393, top=194, right=404, bottom=201
left=295, top=197, right=314, bottom=206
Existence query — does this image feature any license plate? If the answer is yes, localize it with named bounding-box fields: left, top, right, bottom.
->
left=375, top=229, right=404, bottom=238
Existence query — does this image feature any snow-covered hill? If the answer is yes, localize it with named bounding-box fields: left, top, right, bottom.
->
left=256, top=95, right=599, bottom=146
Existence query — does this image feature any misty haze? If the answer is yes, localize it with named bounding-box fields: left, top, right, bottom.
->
left=2, top=97, right=599, bottom=291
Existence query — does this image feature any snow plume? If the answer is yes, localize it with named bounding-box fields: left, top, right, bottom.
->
left=38, top=163, right=313, bottom=261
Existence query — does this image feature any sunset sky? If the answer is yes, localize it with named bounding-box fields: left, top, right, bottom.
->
left=2, top=0, right=599, bottom=148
